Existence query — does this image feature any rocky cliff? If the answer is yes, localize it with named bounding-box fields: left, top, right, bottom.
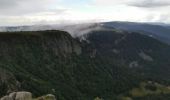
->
left=0, top=30, right=82, bottom=99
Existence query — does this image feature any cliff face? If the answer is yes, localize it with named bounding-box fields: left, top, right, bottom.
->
left=0, top=30, right=82, bottom=98
left=0, top=30, right=81, bottom=57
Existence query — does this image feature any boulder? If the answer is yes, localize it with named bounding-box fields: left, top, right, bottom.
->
left=1, top=92, right=55, bottom=100
left=15, top=92, right=32, bottom=100
left=37, top=94, right=56, bottom=100
left=0, top=96, right=13, bottom=100
left=9, top=92, right=17, bottom=100
left=45, top=94, right=56, bottom=100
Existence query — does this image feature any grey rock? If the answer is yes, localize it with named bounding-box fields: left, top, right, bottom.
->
left=9, top=92, right=17, bottom=100
left=15, top=92, right=32, bottom=100
left=0, top=96, right=13, bottom=100
left=37, top=94, right=56, bottom=100
left=139, top=52, right=153, bottom=61
left=129, top=61, right=139, bottom=68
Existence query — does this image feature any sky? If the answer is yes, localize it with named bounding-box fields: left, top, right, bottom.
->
left=0, top=0, right=170, bottom=26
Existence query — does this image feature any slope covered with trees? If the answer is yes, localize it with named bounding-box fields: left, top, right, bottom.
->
left=0, top=30, right=170, bottom=100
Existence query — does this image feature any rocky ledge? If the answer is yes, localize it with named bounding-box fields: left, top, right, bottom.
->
left=0, top=92, right=56, bottom=100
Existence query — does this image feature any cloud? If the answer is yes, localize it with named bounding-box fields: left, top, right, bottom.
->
left=0, top=0, right=59, bottom=15
left=92, top=0, right=170, bottom=8
left=128, top=0, right=170, bottom=8
left=91, top=0, right=129, bottom=6
left=0, top=0, right=18, bottom=9
left=0, top=0, right=170, bottom=26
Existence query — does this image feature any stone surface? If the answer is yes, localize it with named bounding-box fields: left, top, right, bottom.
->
left=37, top=94, right=56, bottom=100
left=15, top=92, right=32, bottom=100
left=9, top=92, right=17, bottom=100
left=0, top=92, right=57, bottom=100
left=139, top=52, right=153, bottom=61
left=0, top=96, right=13, bottom=100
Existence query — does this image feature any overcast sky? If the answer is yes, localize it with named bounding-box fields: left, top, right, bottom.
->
left=0, top=0, right=170, bottom=26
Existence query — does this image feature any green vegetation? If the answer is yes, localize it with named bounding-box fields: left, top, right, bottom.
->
left=120, top=81, right=170, bottom=100
left=1, top=30, right=170, bottom=100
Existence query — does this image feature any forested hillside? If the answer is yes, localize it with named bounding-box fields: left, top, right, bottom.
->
left=1, top=30, right=170, bottom=100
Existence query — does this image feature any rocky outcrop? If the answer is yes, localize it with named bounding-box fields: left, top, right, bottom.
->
left=0, top=30, right=82, bottom=58
left=0, top=96, right=12, bottom=100
left=15, top=92, right=32, bottom=100
left=36, top=94, right=56, bottom=100
left=40, top=30, right=82, bottom=56
left=0, top=92, right=56, bottom=100
left=9, top=92, right=16, bottom=100
left=139, top=52, right=153, bottom=62
left=0, top=92, right=31, bottom=100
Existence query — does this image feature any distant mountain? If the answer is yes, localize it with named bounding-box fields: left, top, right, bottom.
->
left=0, top=25, right=65, bottom=32
left=0, top=23, right=103, bottom=37
left=1, top=21, right=170, bottom=45
left=1, top=30, right=170, bottom=100
left=102, top=21, right=170, bottom=45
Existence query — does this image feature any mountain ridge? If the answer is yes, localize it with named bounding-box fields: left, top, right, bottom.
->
left=1, top=21, right=170, bottom=45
